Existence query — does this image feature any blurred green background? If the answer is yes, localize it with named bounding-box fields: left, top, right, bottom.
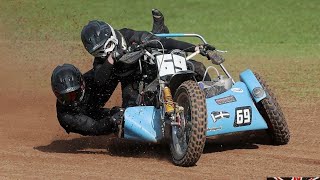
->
left=1, top=0, right=319, bottom=58
left=0, top=0, right=319, bottom=98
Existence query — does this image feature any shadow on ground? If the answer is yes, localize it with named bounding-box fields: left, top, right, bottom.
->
left=34, top=130, right=270, bottom=160
left=34, top=136, right=170, bottom=161
left=204, top=130, right=271, bottom=154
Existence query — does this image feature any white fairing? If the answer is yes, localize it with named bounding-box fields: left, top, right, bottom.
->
left=156, top=54, right=188, bottom=77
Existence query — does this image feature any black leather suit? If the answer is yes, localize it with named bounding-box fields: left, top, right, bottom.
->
left=56, top=70, right=118, bottom=136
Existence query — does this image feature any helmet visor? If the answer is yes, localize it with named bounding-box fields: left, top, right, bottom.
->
left=56, top=88, right=84, bottom=105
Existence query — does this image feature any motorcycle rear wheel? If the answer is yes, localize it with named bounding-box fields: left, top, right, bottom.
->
left=170, top=80, right=207, bottom=167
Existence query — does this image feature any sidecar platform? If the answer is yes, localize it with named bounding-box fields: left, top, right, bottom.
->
left=123, top=106, right=163, bottom=143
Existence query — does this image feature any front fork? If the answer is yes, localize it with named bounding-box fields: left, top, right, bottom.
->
left=160, top=84, right=186, bottom=141
left=162, top=85, right=185, bottom=126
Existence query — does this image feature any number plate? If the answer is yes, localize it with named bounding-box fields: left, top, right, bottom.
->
left=234, top=106, right=252, bottom=127
left=156, top=54, right=187, bottom=77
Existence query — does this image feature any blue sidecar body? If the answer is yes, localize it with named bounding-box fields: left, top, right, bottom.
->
left=123, top=69, right=269, bottom=143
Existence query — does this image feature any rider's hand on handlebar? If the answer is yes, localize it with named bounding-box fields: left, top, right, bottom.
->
left=128, top=43, right=139, bottom=52
left=128, top=42, right=150, bottom=52
left=112, top=46, right=130, bottom=64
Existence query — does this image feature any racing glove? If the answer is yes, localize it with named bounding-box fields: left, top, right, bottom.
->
left=111, top=45, right=127, bottom=63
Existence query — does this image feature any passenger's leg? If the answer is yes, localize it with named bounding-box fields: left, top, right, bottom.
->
left=151, top=9, right=169, bottom=34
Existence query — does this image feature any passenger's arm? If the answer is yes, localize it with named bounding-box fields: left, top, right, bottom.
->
left=56, top=102, right=114, bottom=136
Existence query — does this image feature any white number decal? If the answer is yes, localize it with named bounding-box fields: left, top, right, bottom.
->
left=236, top=110, right=244, bottom=124
left=243, top=109, right=251, bottom=123
left=235, top=107, right=252, bottom=127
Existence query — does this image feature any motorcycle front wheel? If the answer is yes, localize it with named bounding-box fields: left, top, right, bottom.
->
left=170, top=80, right=207, bottom=167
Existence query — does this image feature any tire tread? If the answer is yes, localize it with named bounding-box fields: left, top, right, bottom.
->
left=255, top=73, right=290, bottom=145
left=172, top=80, right=207, bottom=166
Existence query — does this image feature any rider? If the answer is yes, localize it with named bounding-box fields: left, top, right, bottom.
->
left=81, top=10, right=213, bottom=107
left=52, top=9, right=180, bottom=137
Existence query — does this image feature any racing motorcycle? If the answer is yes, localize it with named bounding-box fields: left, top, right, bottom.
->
left=116, top=34, right=290, bottom=167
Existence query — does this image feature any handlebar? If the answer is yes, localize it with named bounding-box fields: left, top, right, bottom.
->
left=186, top=50, right=200, bottom=60
left=155, top=33, right=221, bottom=61
left=140, top=33, right=234, bottom=83
left=155, top=33, right=208, bottom=44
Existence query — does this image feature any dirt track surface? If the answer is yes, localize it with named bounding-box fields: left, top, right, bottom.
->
left=0, top=40, right=319, bottom=179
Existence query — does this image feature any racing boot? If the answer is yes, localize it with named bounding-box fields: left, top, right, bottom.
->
left=151, top=9, right=169, bottom=34
left=111, top=107, right=125, bottom=138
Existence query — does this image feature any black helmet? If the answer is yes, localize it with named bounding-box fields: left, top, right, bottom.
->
left=81, top=20, right=118, bottom=57
left=51, top=64, right=85, bottom=105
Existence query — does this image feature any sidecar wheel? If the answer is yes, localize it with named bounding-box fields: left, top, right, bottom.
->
left=170, top=80, right=207, bottom=167
left=255, top=73, right=290, bottom=145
